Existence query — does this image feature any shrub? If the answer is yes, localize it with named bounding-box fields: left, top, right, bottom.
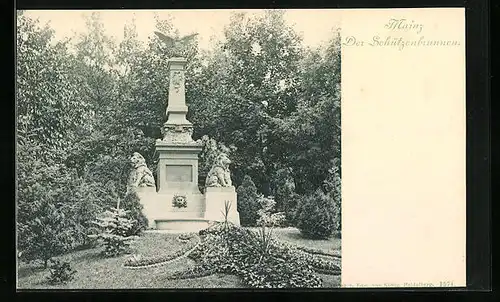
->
left=120, top=192, right=149, bottom=236
left=89, top=205, right=137, bottom=257
left=295, top=188, right=337, bottom=239
left=45, top=259, right=76, bottom=284
left=236, top=175, right=260, bottom=226
left=16, top=140, right=119, bottom=260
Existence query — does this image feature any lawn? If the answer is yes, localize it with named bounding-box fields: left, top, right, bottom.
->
left=17, top=227, right=341, bottom=289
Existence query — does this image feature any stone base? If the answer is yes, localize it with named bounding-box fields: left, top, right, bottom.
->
left=136, top=187, right=206, bottom=229
left=134, top=187, right=158, bottom=229
left=204, top=186, right=240, bottom=225
left=155, top=218, right=210, bottom=232
left=135, top=185, right=240, bottom=230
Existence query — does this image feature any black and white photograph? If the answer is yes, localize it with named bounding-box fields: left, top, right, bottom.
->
left=16, top=9, right=342, bottom=289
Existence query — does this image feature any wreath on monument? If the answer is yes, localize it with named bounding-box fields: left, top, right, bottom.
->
left=172, top=194, right=188, bottom=208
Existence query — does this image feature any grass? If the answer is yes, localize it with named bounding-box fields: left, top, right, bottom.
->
left=17, top=227, right=341, bottom=289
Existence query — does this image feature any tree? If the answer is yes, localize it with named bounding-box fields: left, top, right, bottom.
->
left=18, top=200, right=75, bottom=268
left=72, top=12, right=118, bottom=133
left=90, top=205, right=137, bottom=257
left=270, top=29, right=341, bottom=194
left=187, top=10, right=305, bottom=194
left=63, top=14, right=159, bottom=192
left=322, top=158, right=341, bottom=232
left=16, top=12, right=90, bottom=154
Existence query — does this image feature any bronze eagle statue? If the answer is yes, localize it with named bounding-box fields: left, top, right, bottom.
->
left=154, top=31, right=198, bottom=57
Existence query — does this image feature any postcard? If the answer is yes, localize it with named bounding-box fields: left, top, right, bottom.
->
left=16, top=8, right=465, bottom=289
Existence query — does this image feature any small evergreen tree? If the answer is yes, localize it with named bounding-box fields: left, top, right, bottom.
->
left=236, top=175, right=260, bottom=226
left=90, top=201, right=137, bottom=257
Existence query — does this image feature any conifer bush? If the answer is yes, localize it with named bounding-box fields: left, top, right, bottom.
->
left=295, top=188, right=337, bottom=239
left=236, top=175, right=260, bottom=226
left=89, top=205, right=137, bottom=257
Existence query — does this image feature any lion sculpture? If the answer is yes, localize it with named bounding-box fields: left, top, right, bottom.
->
left=127, top=152, right=156, bottom=191
left=205, top=152, right=233, bottom=187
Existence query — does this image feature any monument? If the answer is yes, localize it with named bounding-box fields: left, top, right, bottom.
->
left=128, top=32, right=239, bottom=231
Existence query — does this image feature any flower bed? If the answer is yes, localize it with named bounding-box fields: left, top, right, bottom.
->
left=124, top=234, right=200, bottom=269
left=162, top=223, right=340, bottom=286
left=294, top=245, right=341, bottom=259
left=174, top=223, right=324, bottom=288
left=273, top=241, right=341, bottom=276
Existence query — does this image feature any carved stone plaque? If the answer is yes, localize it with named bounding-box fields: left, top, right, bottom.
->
left=166, top=165, right=193, bottom=182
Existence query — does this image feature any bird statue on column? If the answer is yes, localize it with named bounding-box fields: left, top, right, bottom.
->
left=154, top=31, right=199, bottom=57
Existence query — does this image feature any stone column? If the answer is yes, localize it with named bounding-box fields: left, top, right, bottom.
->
left=154, top=56, right=203, bottom=217
left=165, top=58, right=190, bottom=127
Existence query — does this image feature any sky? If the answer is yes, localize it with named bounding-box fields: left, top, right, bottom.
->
left=23, top=9, right=342, bottom=51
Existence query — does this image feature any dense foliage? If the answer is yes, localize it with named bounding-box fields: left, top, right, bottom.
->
left=16, top=9, right=341, bottom=266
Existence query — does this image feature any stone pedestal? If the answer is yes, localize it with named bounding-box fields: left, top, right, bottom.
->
left=204, top=186, right=240, bottom=225
left=155, top=142, right=202, bottom=195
